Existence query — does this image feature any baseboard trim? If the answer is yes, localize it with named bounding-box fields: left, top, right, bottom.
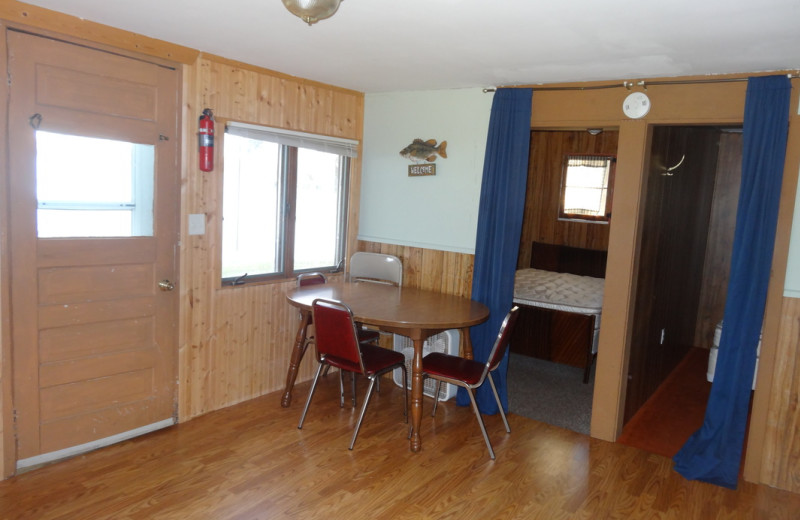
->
left=16, top=418, right=175, bottom=472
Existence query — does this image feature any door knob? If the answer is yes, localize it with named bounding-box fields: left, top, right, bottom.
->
left=158, top=279, right=175, bottom=291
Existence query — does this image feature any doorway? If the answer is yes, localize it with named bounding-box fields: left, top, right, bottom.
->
left=621, top=125, right=743, bottom=456
left=6, top=30, right=181, bottom=470
left=508, top=128, right=618, bottom=434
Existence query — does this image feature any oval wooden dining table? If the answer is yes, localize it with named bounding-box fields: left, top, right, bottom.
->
left=283, top=280, right=489, bottom=452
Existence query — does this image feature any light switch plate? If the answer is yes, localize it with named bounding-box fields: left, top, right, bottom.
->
left=188, top=213, right=206, bottom=235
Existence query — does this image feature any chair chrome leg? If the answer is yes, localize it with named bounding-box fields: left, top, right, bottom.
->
left=350, top=378, right=376, bottom=450
left=298, top=363, right=325, bottom=429
left=431, top=379, right=442, bottom=417
left=466, top=387, right=495, bottom=460
left=351, top=372, right=357, bottom=407
left=487, top=373, right=511, bottom=433
left=338, top=369, right=345, bottom=408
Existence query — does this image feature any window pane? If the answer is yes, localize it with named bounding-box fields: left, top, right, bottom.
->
left=294, top=149, right=343, bottom=270
left=37, top=210, right=132, bottom=238
left=35, top=131, right=154, bottom=238
left=562, top=156, right=612, bottom=219
left=222, top=134, right=282, bottom=279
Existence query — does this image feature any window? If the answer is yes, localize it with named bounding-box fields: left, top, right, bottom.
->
left=559, top=154, right=615, bottom=223
left=221, top=122, right=356, bottom=285
left=35, top=131, right=154, bottom=238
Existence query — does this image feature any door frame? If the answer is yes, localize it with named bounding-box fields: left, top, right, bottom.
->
left=0, top=22, right=184, bottom=477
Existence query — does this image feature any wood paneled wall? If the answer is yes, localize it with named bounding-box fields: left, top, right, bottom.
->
left=356, top=241, right=474, bottom=297
left=517, top=130, right=617, bottom=270
left=178, top=55, right=365, bottom=420
left=355, top=241, right=475, bottom=355
left=762, top=297, right=800, bottom=489
left=694, top=132, right=743, bottom=348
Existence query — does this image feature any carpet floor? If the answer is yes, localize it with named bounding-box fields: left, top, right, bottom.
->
left=506, top=352, right=595, bottom=435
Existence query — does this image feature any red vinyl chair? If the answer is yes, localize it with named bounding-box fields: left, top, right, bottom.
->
left=298, top=298, right=408, bottom=450
left=296, top=272, right=327, bottom=287
left=298, top=272, right=380, bottom=345
left=297, top=272, right=378, bottom=403
left=295, top=273, right=328, bottom=363
left=422, top=306, right=520, bottom=459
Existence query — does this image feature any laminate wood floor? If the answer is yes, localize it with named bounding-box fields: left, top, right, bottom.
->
left=1, top=373, right=797, bottom=519
left=618, top=347, right=714, bottom=458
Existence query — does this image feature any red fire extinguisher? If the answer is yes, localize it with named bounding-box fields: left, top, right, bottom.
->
left=198, top=108, right=215, bottom=172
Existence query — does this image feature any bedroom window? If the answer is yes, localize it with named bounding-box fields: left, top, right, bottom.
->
left=559, top=154, right=615, bottom=223
left=221, top=121, right=357, bottom=285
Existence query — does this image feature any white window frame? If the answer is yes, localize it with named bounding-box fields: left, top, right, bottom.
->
left=558, top=153, right=615, bottom=223
left=221, top=121, right=357, bottom=286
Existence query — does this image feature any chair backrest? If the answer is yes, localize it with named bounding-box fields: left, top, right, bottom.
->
left=349, top=252, right=403, bottom=286
left=485, top=306, right=521, bottom=374
left=297, top=272, right=327, bottom=287
left=311, top=299, right=364, bottom=371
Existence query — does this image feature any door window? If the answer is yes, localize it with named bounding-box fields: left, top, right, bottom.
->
left=36, top=130, right=154, bottom=238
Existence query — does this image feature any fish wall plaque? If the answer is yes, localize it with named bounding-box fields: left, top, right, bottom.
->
left=400, top=139, right=447, bottom=164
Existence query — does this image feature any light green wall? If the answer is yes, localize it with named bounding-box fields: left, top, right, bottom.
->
left=358, top=88, right=493, bottom=253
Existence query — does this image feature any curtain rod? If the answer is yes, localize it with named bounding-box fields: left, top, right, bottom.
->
left=483, top=73, right=799, bottom=93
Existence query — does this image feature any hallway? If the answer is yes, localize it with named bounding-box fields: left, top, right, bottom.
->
left=618, top=347, right=713, bottom=458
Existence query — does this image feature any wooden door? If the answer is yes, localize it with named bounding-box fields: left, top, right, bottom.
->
left=7, top=30, right=180, bottom=465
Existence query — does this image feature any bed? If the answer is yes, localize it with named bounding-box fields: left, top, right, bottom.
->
left=511, top=242, right=607, bottom=383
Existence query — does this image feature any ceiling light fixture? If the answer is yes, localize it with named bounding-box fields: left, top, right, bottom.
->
left=281, top=0, right=342, bottom=25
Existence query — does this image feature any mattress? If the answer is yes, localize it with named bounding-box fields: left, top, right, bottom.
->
left=513, top=268, right=605, bottom=353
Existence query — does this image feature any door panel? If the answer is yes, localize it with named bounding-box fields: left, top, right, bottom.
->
left=38, top=264, right=155, bottom=303
left=36, top=66, right=159, bottom=120
left=38, top=297, right=155, bottom=330
left=7, top=30, right=179, bottom=462
left=38, top=238, right=157, bottom=266
left=40, top=349, right=159, bottom=388
left=40, top=318, right=156, bottom=363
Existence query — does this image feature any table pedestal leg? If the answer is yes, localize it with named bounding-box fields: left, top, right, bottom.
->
left=281, top=311, right=311, bottom=407
left=410, top=337, right=424, bottom=452
left=461, top=326, right=474, bottom=360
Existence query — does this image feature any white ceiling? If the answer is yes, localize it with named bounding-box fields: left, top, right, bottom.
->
left=21, top=0, right=800, bottom=93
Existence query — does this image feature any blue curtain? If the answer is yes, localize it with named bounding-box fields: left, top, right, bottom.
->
left=457, top=88, right=532, bottom=413
left=673, top=75, right=791, bottom=489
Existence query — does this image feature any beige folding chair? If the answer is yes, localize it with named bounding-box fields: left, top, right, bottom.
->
left=348, top=252, right=403, bottom=393
left=349, top=252, right=403, bottom=286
